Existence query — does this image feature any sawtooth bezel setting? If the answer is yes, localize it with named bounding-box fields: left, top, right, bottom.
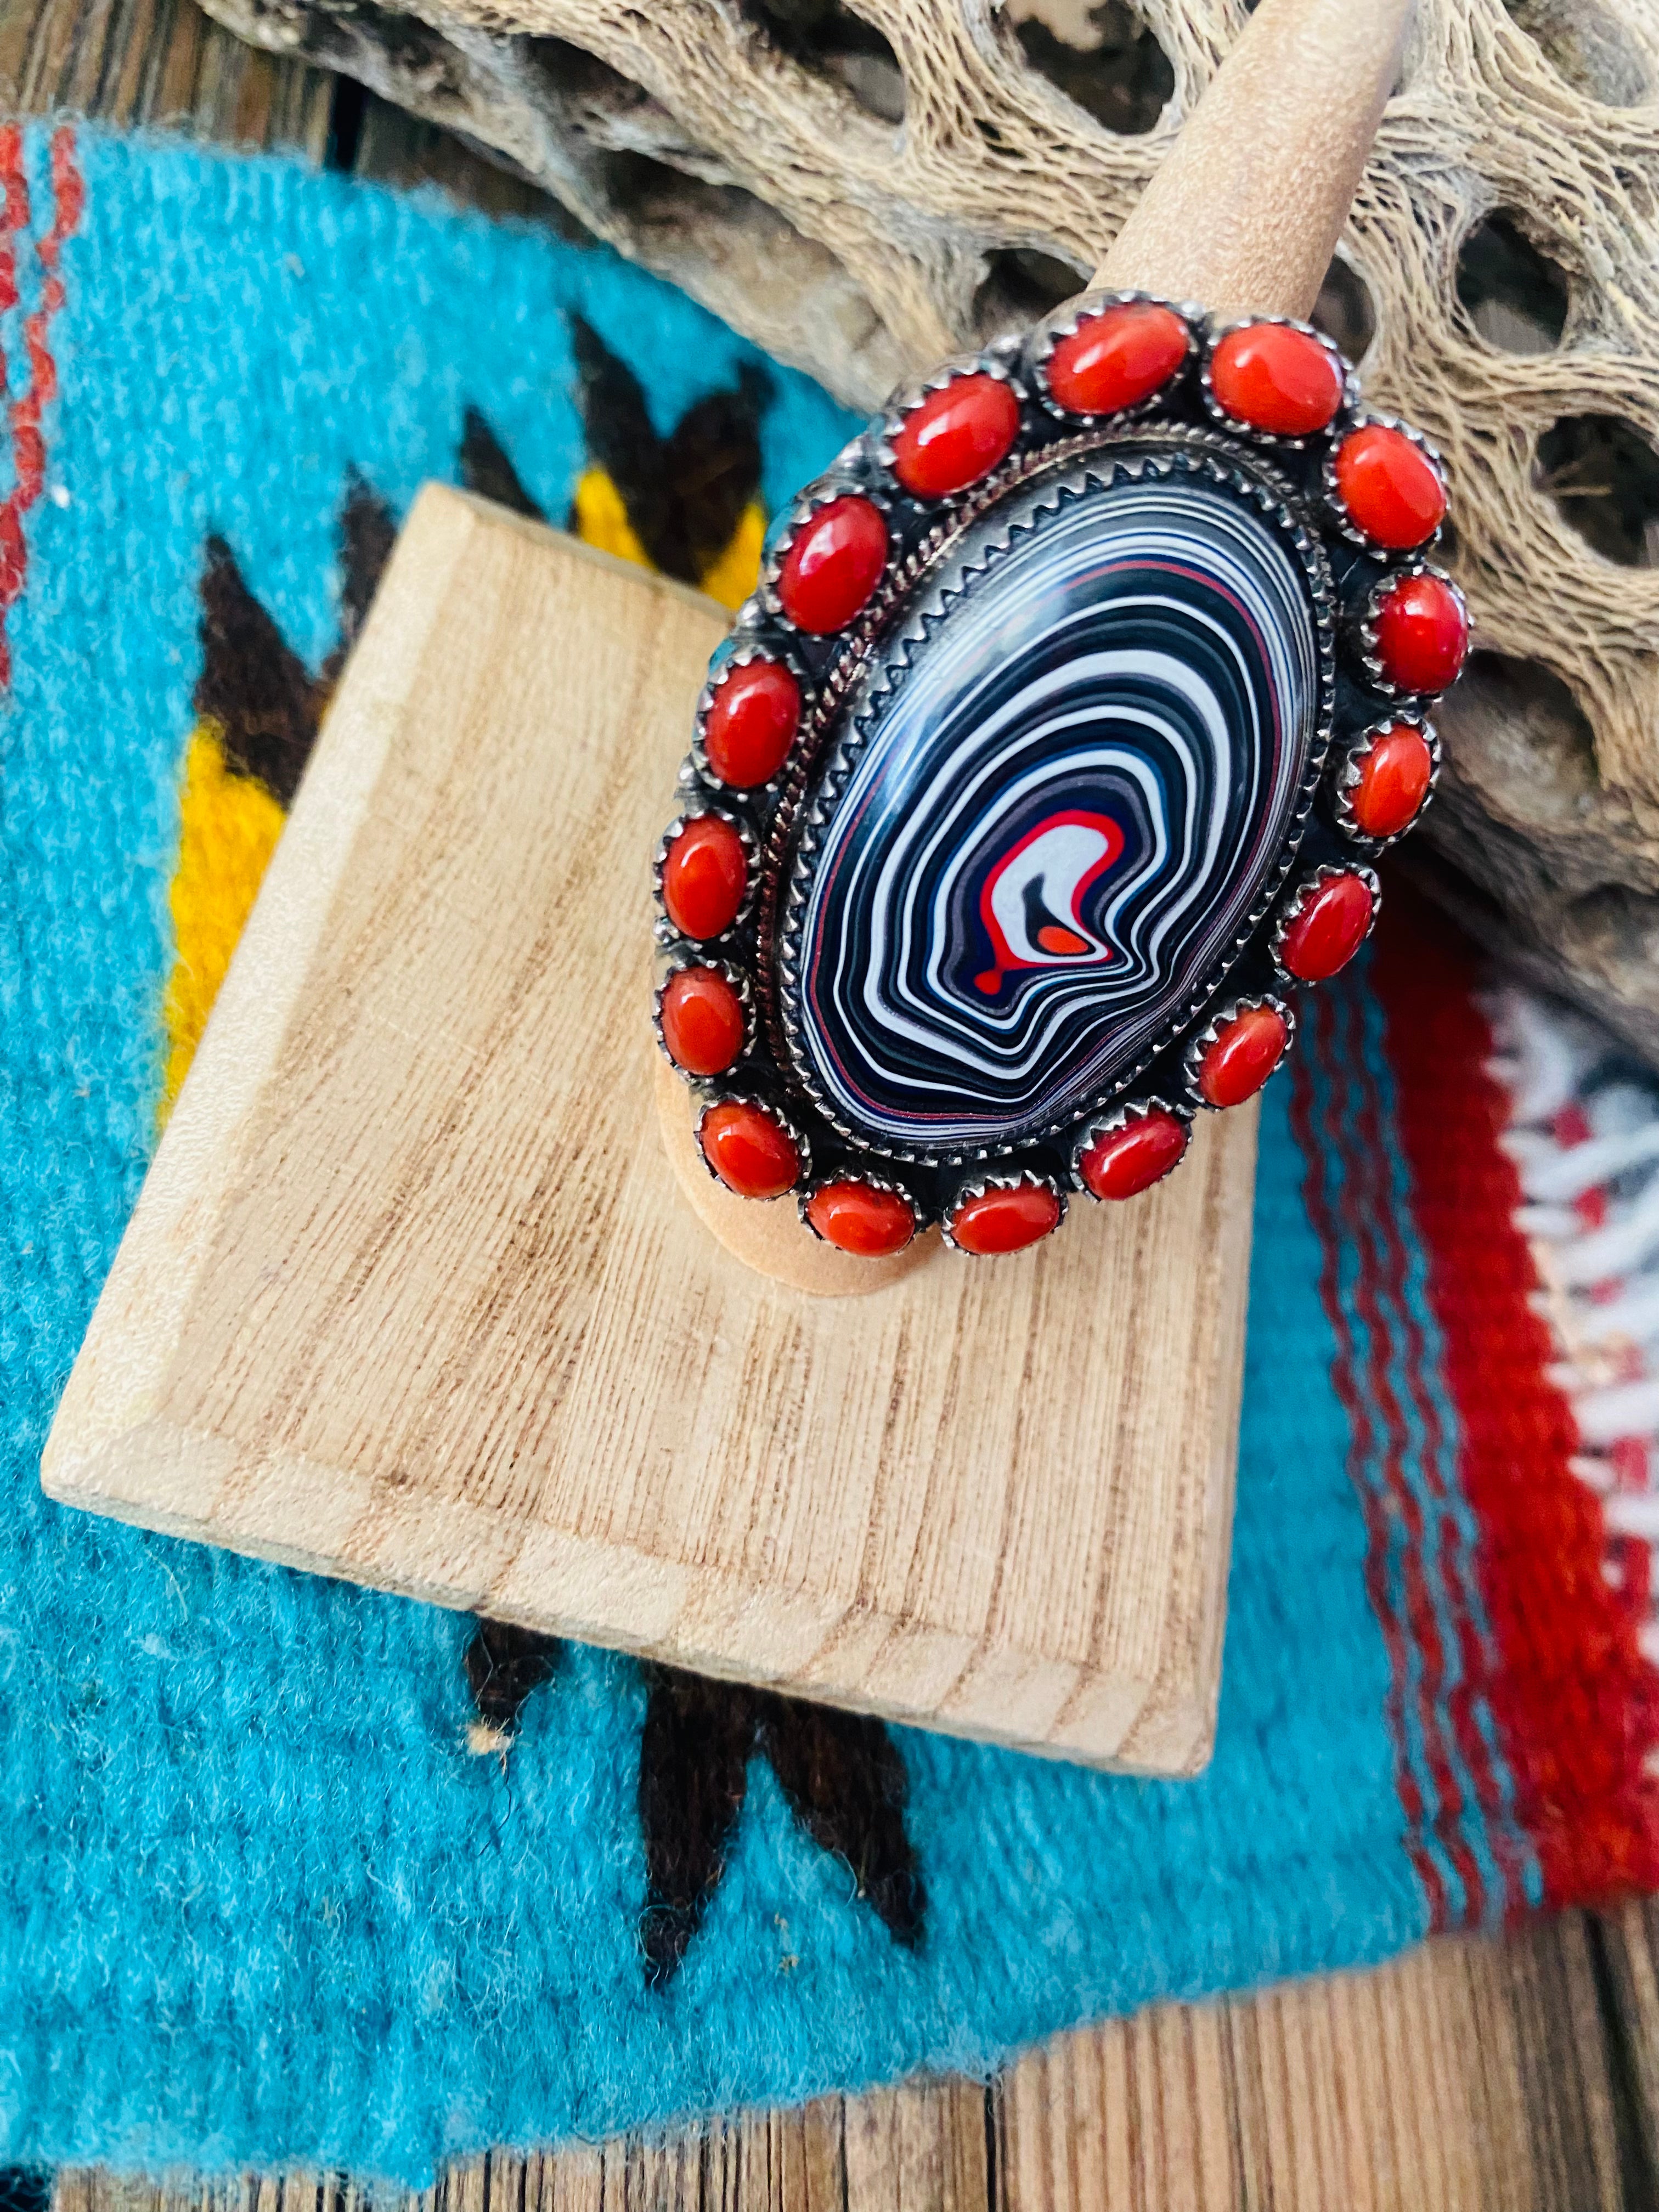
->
left=1331, top=709, right=1443, bottom=846
left=1069, top=1096, right=1193, bottom=1200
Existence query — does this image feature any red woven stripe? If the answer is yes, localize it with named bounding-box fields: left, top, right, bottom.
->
left=1290, top=1016, right=1451, bottom=1924
left=1372, top=878, right=1659, bottom=1906
left=0, top=123, right=81, bottom=693
left=1348, top=973, right=1516, bottom=1918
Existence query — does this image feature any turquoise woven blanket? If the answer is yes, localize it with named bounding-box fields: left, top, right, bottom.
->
left=2, top=122, right=1653, bottom=2183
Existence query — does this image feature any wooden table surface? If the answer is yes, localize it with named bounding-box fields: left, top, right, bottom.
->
left=7, top=0, right=1659, bottom=2200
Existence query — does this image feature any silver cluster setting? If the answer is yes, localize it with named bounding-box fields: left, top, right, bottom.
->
left=652, top=292, right=1465, bottom=1256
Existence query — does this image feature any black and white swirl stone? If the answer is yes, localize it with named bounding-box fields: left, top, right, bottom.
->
left=779, top=452, right=1328, bottom=1153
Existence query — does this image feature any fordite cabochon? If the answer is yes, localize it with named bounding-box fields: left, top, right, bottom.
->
left=653, top=295, right=1464, bottom=1259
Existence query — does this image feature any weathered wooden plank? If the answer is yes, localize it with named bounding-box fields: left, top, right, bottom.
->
left=1583, top=1899, right=1659, bottom=2202
left=990, top=1926, right=1633, bottom=2210
left=0, top=0, right=332, bottom=151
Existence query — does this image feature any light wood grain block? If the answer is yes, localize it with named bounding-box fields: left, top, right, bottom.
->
left=42, top=483, right=1255, bottom=1773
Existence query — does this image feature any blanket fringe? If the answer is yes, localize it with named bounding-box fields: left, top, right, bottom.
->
left=1488, top=989, right=1659, bottom=1752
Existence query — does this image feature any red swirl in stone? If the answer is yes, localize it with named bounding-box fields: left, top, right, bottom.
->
left=1372, top=572, right=1468, bottom=695
left=703, top=659, right=801, bottom=788
left=1078, top=1109, right=1189, bottom=1200
left=1333, top=424, right=1446, bottom=550
left=1045, top=301, right=1189, bottom=416
left=1278, top=873, right=1375, bottom=983
left=699, top=1100, right=801, bottom=1198
left=1348, top=721, right=1434, bottom=838
left=776, top=495, right=889, bottom=634
left=659, top=967, right=746, bottom=1076
left=1210, top=322, right=1342, bottom=437
left=892, top=374, right=1020, bottom=498
left=947, top=1181, right=1062, bottom=1255
left=1197, top=1005, right=1289, bottom=1108
left=805, top=1179, right=917, bottom=1256
left=660, top=814, right=748, bottom=940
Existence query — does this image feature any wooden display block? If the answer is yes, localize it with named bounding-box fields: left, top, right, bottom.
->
left=42, top=486, right=1256, bottom=1774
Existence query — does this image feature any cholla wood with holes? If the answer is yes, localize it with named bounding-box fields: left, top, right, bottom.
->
left=197, top=0, right=1659, bottom=1065
left=655, top=297, right=1462, bottom=1259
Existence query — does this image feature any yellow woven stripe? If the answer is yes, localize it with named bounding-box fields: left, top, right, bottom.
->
left=571, top=468, right=651, bottom=571
left=572, top=466, right=765, bottom=612
left=160, top=724, right=286, bottom=1118
left=699, top=502, right=766, bottom=613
